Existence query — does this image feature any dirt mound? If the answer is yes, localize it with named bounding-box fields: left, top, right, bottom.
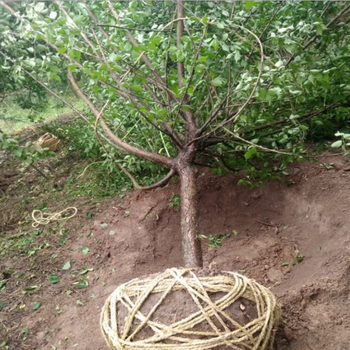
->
left=1, top=151, right=350, bottom=350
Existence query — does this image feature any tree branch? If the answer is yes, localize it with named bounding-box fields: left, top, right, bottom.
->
left=90, top=103, right=178, bottom=190
left=239, top=98, right=350, bottom=135
left=55, top=1, right=102, bottom=60
left=95, top=24, right=169, bottom=33
left=174, top=22, right=208, bottom=135
left=223, top=128, right=294, bottom=156
left=67, top=70, right=173, bottom=168
left=177, top=0, right=185, bottom=90
left=88, top=29, right=182, bottom=146
left=189, top=25, right=264, bottom=143
left=119, top=167, right=176, bottom=190
left=106, top=1, right=168, bottom=90
left=163, top=123, right=183, bottom=149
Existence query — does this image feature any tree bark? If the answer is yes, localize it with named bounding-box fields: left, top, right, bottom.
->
left=177, top=148, right=203, bottom=268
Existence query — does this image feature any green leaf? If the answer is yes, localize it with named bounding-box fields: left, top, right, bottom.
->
left=234, top=51, right=241, bottom=62
left=295, top=254, right=304, bottom=263
left=80, top=246, right=90, bottom=255
left=62, top=261, right=71, bottom=270
left=108, top=53, right=118, bottom=62
left=0, top=301, right=4, bottom=311
left=222, top=9, right=229, bottom=17
left=58, top=47, right=67, bottom=54
left=197, top=56, right=207, bottom=63
left=80, top=268, right=93, bottom=275
left=35, top=2, right=45, bottom=12
left=275, top=60, right=284, bottom=68
left=0, top=280, right=7, bottom=291
left=212, top=77, right=224, bottom=87
left=195, top=64, right=206, bottom=73
left=108, top=230, right=116, bottom=236
left=132, top=85, right=143, bottom=92
left=211, top=38, right=219, bottom=51
left=100, top=223, right=108, bottom=228
left=244, top=147, right=257, bottom=160
left=22, top=285, right=39, bottom=295
left=76, top=300, right=83, bottom=306
left=33, top=302, right=42, bottom=311
left=181, top=36, right=191, bottom=44
left=150, top=36, right=162, bottom=45
left=331, top=140, right=342, bottom=148
left=308, top=74, right=315, bottom=84
left=147, top=42, right=156, bottom=50
left=0, top=341, right=8, bottom=349
left=245, top=1, right=256, bottom=10
left=124, top=42, right=132, bottom=51
left=74, top=281, right=88, bottom=289
left=55, top=17, right=66, bottom=26
left=221, top=43, right=229, bottom=51
left=49, top=11, right=58, bottom=20
left=176, top=51, right=185, bottom=62
left=315, top=23, right=323, bottom=35
left=67, top=64, right=77, bottom=70
left=73, top=15, right=84, bottom=25
left=48, top=275, right=60, bottom=284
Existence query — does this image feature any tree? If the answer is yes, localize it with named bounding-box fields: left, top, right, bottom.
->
left=0, top=2, right=56, bottom=133
left=1, top=0, right=349, bottom=267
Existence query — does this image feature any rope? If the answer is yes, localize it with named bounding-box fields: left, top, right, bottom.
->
left=101, top=268, right=280, bottom=350
left=31, top=207, right=78, bottom=227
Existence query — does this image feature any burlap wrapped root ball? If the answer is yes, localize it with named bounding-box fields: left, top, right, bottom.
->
left=101, top=268, right=280, bottom=350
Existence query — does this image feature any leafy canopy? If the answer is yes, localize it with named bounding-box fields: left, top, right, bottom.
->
left=1, top=1, right=349, bottom=183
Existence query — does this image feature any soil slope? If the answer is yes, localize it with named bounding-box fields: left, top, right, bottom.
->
left=1, top=151, right=350, bottom=350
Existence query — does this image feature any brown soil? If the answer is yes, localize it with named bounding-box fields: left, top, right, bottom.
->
left=1, top=149, right=350, bottom=350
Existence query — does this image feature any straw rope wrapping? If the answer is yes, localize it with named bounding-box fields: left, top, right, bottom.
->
left=101, top=268, right=280, bottom=350
left=31, top=207, right=78, bottom=227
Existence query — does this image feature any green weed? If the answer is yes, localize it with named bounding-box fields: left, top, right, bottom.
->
left=168, top=194, right=181, bottom=211
left=198, top=233, right=231, bottom=248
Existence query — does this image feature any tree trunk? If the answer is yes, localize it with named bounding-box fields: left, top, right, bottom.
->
left=178, top=159, right=203, bottom=268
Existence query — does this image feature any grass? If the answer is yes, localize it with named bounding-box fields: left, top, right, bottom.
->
left=0, top=92, right=83, bottom=134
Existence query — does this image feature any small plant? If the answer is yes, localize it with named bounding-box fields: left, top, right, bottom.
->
left=319, top=163, right=334, bottom=170
left=168, top=194, right=181, bottom=211
left=0, top=341, right=10, bottom=350
left=198, top=233, right=231, bottom=248
left=331, top=131, right=350, bottom=155
left=21, top=327, right=30, bottom=343
left=27, top=244, right=47, bottom=257
left=0, top=279, right=7, bottom=292
left=294, top=254, right=304, bottom=264
left=58, top=229, right=70, bottom=246
left=232, top=229, right=239, bottom=236
left=47, top=275, right=60, bottom=284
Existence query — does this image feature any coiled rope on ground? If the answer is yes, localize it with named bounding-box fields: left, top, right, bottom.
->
left=31, top=207, right=78, bottom=227
left=101, top=268, right=280, bottom=350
